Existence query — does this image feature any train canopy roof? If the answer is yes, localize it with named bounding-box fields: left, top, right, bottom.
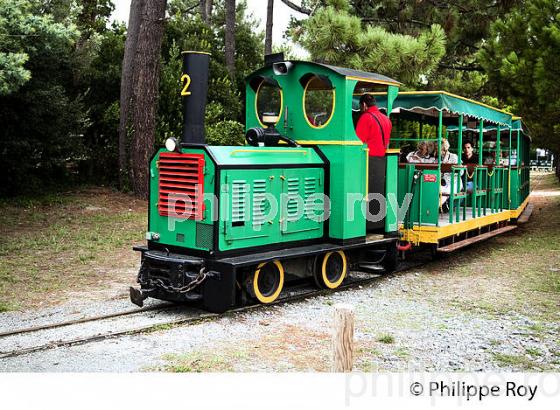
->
left=512, top=117, right=532, bottom=140
left=362, top=91, right=513, bottom=127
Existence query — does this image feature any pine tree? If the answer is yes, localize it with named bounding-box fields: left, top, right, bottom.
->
left=479, top=0, right=560, bottom=154
left=291, top=0, right=446, bottom=85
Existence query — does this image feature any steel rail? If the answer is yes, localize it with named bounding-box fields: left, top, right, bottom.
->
left=0, top=303, right=176, bottom=338
left=0, top=260, right=426, bottom=359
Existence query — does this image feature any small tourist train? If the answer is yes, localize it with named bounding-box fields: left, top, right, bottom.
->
left=130, top=52, right=531, bottom=312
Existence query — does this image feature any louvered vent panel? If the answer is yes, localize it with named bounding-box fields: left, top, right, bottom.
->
left=158, top=152, right=204, bottom=220
left=286, top=177, right=300, bottom=220
left=252, top=179, right=267, bottom=226
left=232, top=180, right=248, bottom=222
left=304, top=177, right=317, bottom=214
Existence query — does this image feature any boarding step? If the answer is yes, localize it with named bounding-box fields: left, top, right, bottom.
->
left=437, top=225, right=517, bottom=253
left=517, top=203, right=533, bottom=223
left=355, top=263, right=385, bottom=274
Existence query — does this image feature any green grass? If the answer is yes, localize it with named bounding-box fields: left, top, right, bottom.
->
left=394, top=347, right=410, bottom=359
left=0, top=187, right=146, bottom=310
left=160, top=352, right=234, bottom=372
left=377, top=334, right=395, bottom=344
left=492, top=352, right=544, bottom=370
left=525, top=347, right=543, bottom=357
left=357, top=346, right=382, bottom=356
left=0, top=191, right=74, bottom=210
left=526, top=322, right=546, bottom=335
left=0, top=301, right=18, bottom=312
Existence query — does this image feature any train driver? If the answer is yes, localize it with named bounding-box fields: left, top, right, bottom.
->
left=355, top=94, right=392, bottom=156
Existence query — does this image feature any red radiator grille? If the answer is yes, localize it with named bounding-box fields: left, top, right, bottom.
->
left=158, top=152, right=205, bottom=220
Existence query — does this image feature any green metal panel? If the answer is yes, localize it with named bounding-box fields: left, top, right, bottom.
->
left=502, top=169, right=510, bottom=210
left=400, top=165, right=439, bottom=228
left=280, top=168, right=324, bottom=236
left=510, top=170, right=519, bottom=209
left=385, top=152, right=399, bottom=232
left=397, top=165, right=408, bottom=211
left=148, top=148, right=216, bottom=251
left=221, top=169, right=278, bottom=246
left=386, top=85, right=399, bottom=114
left=319, top=145, right=367, bottom=240
left=207, top=146, right=324, bottom=166
left=416, top=170, right=440, bottom=226
left=218, top=167, right=324, bottom=252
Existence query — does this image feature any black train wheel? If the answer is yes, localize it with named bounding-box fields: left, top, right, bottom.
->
left=251, top=260, right=284, bottom=304
left=314, top=250, right=347, bottom=289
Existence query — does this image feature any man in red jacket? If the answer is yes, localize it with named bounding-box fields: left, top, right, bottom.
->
left=355, top=94, right=392, bottom=156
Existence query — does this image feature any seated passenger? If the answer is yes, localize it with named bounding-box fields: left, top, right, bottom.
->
left=406, top=141, right=429, bottom=163
left=484, top=151, right=496, bottom=165
left=461, top=140, right=477, bottom=193
left=424, top=141, right=437, bottom=163
left=441, top=138, right=459, bottom=164
left=500, top=151, right=510, bottom=166
left=461, top=141, right=477, bottom=164
left=440, top=138, right=461, bottom=213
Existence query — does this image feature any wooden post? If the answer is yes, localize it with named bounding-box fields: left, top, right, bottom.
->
left=332, top=304, right=354, bottom=372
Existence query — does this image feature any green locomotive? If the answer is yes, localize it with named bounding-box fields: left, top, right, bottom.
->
left=130, top=52, right=403, bottom=312
left=130, top=52, right=531, bottom=313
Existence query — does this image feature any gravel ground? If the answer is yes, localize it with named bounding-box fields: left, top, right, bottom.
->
left=1, top=175, right=558, bottom=372
left=0, top=268, right=558, bottom=372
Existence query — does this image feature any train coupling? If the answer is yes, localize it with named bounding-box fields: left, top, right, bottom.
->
left=131, top=250, right=223, bottom=307
left=130, top=286, right=148, bottom=307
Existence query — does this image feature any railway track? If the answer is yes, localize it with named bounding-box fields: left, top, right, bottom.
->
left=0, top=258, right=428, bottom=360
left=1, top=177, right=542, bottom=362
left=0, top=303, right=176, bottom=338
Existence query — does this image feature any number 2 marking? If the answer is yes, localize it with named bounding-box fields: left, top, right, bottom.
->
left=181, top=74, right=192, bottom=96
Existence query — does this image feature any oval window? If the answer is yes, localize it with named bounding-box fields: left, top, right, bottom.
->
left=255, top=79, right=283, bottom=127
left=304, top=76, right=335, bottom=128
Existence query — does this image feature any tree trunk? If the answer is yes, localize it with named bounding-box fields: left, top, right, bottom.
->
left=118, top=0, right=145, bottom=190
left=206, top=0, right=213, bottom=20
left=130, top=0, right=167, bottom=199
left=225, top=0, right=236, bottom=79
left=200, top=0, right=208, bottom=22
left=265, top=0, right=273, bottom=55
left=200, top=0, right=214, bottom=23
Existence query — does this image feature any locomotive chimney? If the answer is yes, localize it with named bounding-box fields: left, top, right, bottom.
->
left=181, top=51, right=211, bottom=145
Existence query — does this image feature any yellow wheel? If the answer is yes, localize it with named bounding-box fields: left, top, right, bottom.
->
left=314, top=250, right=347, bottom=289
left=252, top=260, right=284, bottom=304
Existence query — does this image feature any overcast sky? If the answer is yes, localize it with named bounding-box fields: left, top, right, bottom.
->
left=111, top=0, right=308, bottom=56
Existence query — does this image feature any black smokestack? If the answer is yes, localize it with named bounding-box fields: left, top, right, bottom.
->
left=181, top=51, right=211, bottom=144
